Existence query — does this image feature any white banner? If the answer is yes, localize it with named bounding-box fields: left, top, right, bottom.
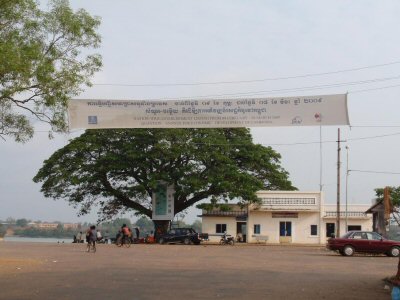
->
left=68, top=94, right=349, bottom=129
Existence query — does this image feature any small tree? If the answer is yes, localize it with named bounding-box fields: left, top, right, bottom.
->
left=191, top=219, right=202, bottom=233
left=16, top=218, right=28, bottom=227
left=0, top=224, right=6, bottom=238
left=135, top=216, right=154, bottom=235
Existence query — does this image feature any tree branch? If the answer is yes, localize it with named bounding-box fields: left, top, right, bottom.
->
left=99, top=172, right=152, bottom=218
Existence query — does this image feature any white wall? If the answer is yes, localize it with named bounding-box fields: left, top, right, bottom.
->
left=248, top=211, right=321, bottom=244
left=322, top=219, right=373, bottom=240
left=200, top=192, right=373, bottom=245
left=202, top=216, right=237, bottom=243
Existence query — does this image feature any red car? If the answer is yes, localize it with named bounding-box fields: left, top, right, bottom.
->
left=327, top=231, right=400, bottom=257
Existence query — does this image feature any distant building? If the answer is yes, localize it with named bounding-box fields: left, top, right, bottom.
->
left=37, top=223, right=59, bottom=229
left=63, top=223, right=79, bottom=230
left=200, top=190, right=373, bottom=244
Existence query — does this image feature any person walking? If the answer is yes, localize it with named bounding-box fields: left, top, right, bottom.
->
left=86, top=225, right=97, bottom=253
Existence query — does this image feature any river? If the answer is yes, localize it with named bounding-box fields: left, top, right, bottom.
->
left=3, top=236, right=73, bottom=243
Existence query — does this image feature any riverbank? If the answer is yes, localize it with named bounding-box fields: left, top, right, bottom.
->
left=3, top=236, right=72, bottom=243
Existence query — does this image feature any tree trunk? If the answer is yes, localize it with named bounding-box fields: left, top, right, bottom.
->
left=153, top=220, right=170, bottom=241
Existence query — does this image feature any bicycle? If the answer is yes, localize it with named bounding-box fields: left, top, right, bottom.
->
left=116, top=235, right=131, bottom=248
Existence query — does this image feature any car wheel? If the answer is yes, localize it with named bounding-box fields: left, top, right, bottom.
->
left=390, top=246, right=400, bottom=257
left=159, top=238, right=165, bottom=245
left=183, top=237, right=191, bottom=245
left=343, top=245, right=355, bottom=256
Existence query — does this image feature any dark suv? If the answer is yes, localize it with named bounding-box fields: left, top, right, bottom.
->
left=158, top=228, right=202, bottom=245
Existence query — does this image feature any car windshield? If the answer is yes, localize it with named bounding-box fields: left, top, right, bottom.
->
left=341, top=231, right=384, bottom=240
left=340, top=232, right=353, bottom=239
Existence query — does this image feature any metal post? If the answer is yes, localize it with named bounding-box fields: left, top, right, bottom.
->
left=319, top=120, right=323, bottom=191
left=336, top=128, right=341, bottom=238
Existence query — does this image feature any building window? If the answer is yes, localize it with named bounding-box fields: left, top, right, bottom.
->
left=254, top=224, right=261, bottom=234
left=326, top=223, right=335, bottom=237
left=348, top=225, right=361, bottom=231
left=310, top=225, right=318, bottom=236
left=216, top=224, right=227, bottom=233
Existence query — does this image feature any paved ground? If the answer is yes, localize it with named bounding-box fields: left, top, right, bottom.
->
left=0, top=242, right=396, bottom=299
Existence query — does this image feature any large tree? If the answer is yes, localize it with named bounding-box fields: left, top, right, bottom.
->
left=0, top=0, right=101, bottom=142
left=33, top=128, right=295, bottom=233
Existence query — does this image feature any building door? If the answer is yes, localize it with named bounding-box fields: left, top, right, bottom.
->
left=236, top=222, right=247, bottom=243
left=279, top=221, right=292, bottom=243
left=326, top=223, right=335, bottom=238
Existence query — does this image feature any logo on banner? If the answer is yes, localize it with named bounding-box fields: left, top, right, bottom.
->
left=291, top=116, right=303, bottom=125
left=314, top=113, right=322, bottom=122
left=88, top=116, right=98, bottom=124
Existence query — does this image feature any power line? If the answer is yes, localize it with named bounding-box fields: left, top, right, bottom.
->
left=140, top=74, right=400, bottom=100
left=349, top=83, right=400, bottom=94
left=31, top=129, right=400, bottom=148
left=351, top=126, right=400, bottom=128
left=347, top=132, right=400, bottom=141
left=184, top=131, right=400, bottom=146
left=92, top=60, right=400, bottom=87
left=9, top=75, right=400, bottom=103
left=349, top=169, right=400, bottom=175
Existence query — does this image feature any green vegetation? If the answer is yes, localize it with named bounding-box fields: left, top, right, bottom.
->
left=2, top=216, right=201, bottom=238
left=16, top=218, right=28, bottom=227
left=0, top=0, right=101, bottom=142
left=375, top=186, right=400, bottom=226
left=375, top=186, right=400, bottom=206
left=13, top=227, right=75, bottom=238
left=98, top=218, right=133, bottom=238
left=33, top=128, right=295, bottom=234
left=0, top=224, right=6, bottom=238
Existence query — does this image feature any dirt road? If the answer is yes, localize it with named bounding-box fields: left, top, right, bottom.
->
left=0, top=242, right=395, bottom=299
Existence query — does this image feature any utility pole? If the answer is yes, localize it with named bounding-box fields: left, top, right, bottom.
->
left=345, top=146, right=349, bottom=233
left=336, top=128, right=341, bottom=238
left=384, top=186, right=391, bottom=238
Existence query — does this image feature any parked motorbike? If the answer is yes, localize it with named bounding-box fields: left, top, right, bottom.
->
left=220, top=234, right=235, bottom=245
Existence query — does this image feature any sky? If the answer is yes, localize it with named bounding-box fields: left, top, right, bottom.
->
left=1, top=0, right=400, bottom=224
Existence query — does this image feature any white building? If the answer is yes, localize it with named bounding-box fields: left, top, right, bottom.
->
left=201, top=191, right=372, bottom=244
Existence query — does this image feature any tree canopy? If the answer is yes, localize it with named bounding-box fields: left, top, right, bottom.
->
left=375, top=186, right=400, bottom=226
left=0, top=0, right=101, bottom=142
left=375, top=186, right=400, bottom=207
left=33, top=128, right=295, bottom=228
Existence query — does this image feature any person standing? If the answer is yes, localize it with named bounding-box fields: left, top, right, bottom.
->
left=86, top=225, right=97, bottom=252
left=77, top=231, right=83, bottom=243
left=96, top=229, right=103, bottom=242
left=135, top=227, right=140, bottom=240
